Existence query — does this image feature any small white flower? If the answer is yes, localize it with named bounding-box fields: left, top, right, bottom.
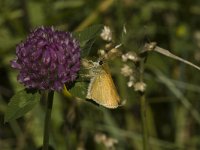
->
left=122, top=52, right=139, bottom=62
left=121, top=64, right=133, bottom=77
left=127, top=80, right=134, bottom=87
left=104, top=138, right=118, bottom=149
left=122, top=54, right=128, bottom=62
left=98, top=49, right=106, bottom=56
left=134, top=82, right=146, bottom=92
left=127, top=52, right=138, bottom=62
left=100, top=26, right=112, bottom=41
left=127, top=75, right=135, bottom=87
left=94, top=133, right=118, bottom=149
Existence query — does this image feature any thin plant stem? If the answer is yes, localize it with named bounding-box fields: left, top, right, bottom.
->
left=138, top=52, right=149, bottom=150
left=141, top=94, right=148, bottom=150
left=43, top=91, right=54, bottom=150
left=154, top=45, right=200, bottom=71
left=142, top=42, right=200, bottom=71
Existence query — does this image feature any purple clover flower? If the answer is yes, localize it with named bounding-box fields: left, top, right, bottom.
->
left=11, top=27, right=81, bottom=91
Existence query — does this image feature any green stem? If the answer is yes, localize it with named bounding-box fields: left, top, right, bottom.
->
left=141, top=94, right=148, bottom=150
left=138, top=54, right=148, bottom=150
left=43, top=91, right=54, bottom=150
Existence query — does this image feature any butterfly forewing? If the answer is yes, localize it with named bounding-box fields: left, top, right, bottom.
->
left=87, top=67, right=120, bottom=108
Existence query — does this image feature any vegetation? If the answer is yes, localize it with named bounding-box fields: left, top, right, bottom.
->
left=0, top=0, right=200, bottom=149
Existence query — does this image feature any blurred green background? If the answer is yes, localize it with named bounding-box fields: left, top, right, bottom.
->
left=1, top=0, right=200, bottom=149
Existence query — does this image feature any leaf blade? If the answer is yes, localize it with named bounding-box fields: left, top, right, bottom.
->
left=73, top=24, right=103, bottom=57
left=69, top=81, right=88, bottom=99
left=4, top=89, right=40, bottom=123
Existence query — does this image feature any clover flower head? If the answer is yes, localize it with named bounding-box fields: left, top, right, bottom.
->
left=11, top=26, right=81, bottom=91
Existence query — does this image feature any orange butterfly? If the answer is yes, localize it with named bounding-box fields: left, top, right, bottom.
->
left=86, top=60, right=120, bottom=108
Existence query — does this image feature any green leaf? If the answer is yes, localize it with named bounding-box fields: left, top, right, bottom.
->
left=81, top=38, right=97, bottom=57
left=69, top=81, right=89, bottom=99
left=73, top=24, right=103, bottom=42
left=4, top=89, right=40, bottom=123
left=73, top=24, right=103, bottom=57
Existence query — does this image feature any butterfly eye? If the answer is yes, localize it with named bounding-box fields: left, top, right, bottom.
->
left=99, top=60, right=104, bottom=65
